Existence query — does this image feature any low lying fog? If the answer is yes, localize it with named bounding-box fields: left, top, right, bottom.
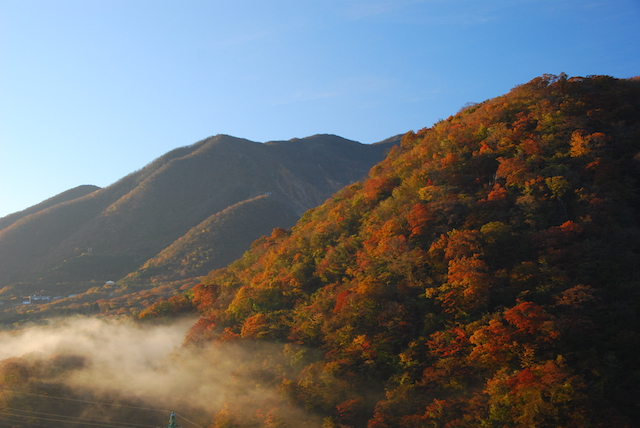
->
left=0, top=317, right=306, bottom=426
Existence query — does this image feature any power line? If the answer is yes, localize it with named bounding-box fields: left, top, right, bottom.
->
left=0, top=388, right=204, bottom=428
left=0, top=387, right=168, bottom=413
left=0, top=415, right=58, bottom=428
left=0, top=410, right=143, bottom=428
left=173, top=412, right=203, bottom=428
left=3, top=407, right=158, bottom=428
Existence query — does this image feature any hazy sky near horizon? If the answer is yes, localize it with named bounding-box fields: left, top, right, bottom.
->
left=1, top=0, right=639, bottom=218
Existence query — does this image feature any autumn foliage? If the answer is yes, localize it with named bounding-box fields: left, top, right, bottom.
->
left=168, top=74, right=640, bottom=427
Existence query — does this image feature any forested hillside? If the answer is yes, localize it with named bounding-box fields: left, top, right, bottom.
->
left=169, top=74, right=640, bottom=427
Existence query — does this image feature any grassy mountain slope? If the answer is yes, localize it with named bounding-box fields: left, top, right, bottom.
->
left=0, top=185, right=100, bottom=231
left=174, top=75, right=640, bottom=427
left=0, top=143, right=203, bottom=288
left=0, top=134, right=397, bottom=293
left=120, top=194, right=301, bottom=288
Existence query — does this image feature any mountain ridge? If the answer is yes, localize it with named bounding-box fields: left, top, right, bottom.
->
left=0, top=133, right=399, bottom=295
left=119, top=193, right=301, bottom=288
left=0, top=184, right=101, bottom=232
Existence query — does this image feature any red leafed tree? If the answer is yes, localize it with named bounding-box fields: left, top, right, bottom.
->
left=439, top=255, right=490, bottom=315
left=363, top=175, right=399, bottom=200
left=504, top=301, right=548, bottom=335
left=406, top=203, right=435, bottom=238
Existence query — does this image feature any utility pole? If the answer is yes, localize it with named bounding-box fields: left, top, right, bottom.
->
left=164, top=411, right=182, bottom=428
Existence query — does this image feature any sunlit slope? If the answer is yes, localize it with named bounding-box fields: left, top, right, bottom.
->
left=0, top=134, right=397, bottom=289
left=183, top=75, right=640, bottom=426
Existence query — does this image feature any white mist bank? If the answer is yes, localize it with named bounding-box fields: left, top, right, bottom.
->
left=0, top=317, right=317, bottom=426
left=0, top=317, right=194, bottom=363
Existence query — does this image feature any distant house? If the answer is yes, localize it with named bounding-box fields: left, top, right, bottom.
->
left=105, top=280, right=116, bottom=285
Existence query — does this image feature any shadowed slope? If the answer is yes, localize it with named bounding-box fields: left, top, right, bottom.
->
left=0, top=185, right=100, bottom=231
left=120, top=194, right=301, bottom=287
left=0, top=134, right=397, bottom=290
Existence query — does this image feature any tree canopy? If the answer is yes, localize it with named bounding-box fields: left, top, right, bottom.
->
left=184, top=74, right=640, bottom=427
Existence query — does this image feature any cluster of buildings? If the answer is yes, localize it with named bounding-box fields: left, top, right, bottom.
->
left=0, top=280, right=119, bottom=307
left=18, top=281, right=115, bottom=305
left=22, top=295, right=68, bottom=304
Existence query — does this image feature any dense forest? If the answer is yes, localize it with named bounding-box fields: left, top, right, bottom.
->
left=177, top=74, right=640, bottom=427
left=2, top=74, right=640, bottom=427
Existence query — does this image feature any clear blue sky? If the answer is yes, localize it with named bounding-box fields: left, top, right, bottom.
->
left=1, top=0, right=639, bottom=218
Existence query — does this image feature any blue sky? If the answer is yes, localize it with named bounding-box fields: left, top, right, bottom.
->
left=1, top=0, right=639, bottom=218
